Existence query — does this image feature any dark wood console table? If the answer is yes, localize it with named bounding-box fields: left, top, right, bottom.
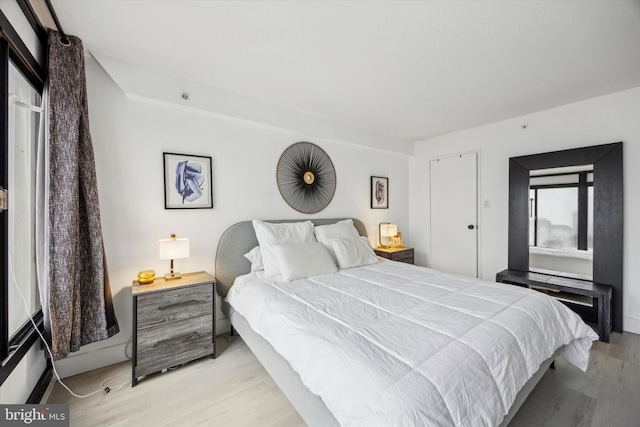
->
left=496, top=269, right=612, bottom=342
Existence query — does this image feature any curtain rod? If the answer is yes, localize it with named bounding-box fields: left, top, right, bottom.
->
left=43, top=0, right=69, bottom=46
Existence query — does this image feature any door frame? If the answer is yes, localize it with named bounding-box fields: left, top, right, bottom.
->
left=429, top=149, right=482, bottom=278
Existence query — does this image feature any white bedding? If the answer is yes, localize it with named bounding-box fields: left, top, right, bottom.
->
left=227, top=260, right=598, bottom=427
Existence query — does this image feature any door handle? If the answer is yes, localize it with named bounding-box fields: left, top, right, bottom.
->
left=468, top=225, right=475, bottom=230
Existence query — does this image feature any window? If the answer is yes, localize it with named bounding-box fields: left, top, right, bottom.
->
left=532, top=187, right=579, bottom=249
left=0, top=13, right=46, bottom=379
left=529, top=172, right=593, bottom=251
left=528, top=170, right=594, bottom=279
left=7, top=60, right=41, bottom=340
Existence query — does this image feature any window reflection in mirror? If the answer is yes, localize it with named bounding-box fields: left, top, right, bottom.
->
left=528, top=165, right=593, bottom=280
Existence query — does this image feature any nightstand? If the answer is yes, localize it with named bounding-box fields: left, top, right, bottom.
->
left=132, top=271, right=216, bottom=386
left=374, top=247, right=414, bottom=264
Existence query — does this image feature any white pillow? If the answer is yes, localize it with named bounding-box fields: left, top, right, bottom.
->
left=273, top=242, right=338, bottom=281
left=329, top=237, right=378, bottom=269
left=314, top=219, right=360, bottom=243
left=252, top=220, right=315, bottom=277
left=244, top=246, right=263, bottom=272
left=314, top=219, right=361, bottom=260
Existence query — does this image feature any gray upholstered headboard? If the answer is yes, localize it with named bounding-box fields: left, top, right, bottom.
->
left=215, top=218, right=367, bottom=317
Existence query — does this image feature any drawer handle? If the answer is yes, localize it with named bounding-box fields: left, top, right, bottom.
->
left=158, top=299, right=200, bottom=311
left=157, top=332, right=202, bottom=346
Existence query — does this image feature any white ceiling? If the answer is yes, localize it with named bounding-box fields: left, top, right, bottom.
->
left=50, top=0, right=640, bottom=144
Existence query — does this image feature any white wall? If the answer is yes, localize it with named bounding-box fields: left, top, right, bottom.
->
left=409, top=87, right=640, bottom=333
left=54, top=55, right=411, bottom=378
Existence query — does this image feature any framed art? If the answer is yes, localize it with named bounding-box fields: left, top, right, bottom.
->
left=163, top=152, right=213, bottom=209
left=371, top=176, right=388, bottom=209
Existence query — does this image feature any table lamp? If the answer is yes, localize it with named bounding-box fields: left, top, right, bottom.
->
left=378, top=223, right=398, bottom=248
left=159, top=233, right=190, bottom=280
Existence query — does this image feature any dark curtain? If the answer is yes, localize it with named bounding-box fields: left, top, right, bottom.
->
left=46, top=30, right=118, bottom=360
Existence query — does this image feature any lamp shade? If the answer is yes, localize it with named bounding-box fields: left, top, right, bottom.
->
left=158, top=237, right=190, bottom=260
left=380, top=224, right=397, bottom=237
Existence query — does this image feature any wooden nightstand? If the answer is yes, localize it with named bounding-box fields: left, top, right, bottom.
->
left=374, top=247, right=414, bottom=264
left=132, top=271, right=216, bottom=386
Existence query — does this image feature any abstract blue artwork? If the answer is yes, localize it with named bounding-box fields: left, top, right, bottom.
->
left=164, top=153, right=213, bottom=209
left=175, top=160, right=204, bottom=203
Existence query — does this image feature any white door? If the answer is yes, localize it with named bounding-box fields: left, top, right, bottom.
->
left=430, top=152, right=478, bottom=277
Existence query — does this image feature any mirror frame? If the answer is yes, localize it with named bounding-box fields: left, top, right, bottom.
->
left=508, top=142, right=623, bottom=332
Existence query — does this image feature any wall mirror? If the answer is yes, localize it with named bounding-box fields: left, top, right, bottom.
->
left=508, top=142, right=623, bottom=332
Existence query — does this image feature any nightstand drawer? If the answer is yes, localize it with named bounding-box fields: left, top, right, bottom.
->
left=137, top=284, right=212, bottom=329
left=374, top=247, right=414, bottom=265
left=135, top=344, right=214, bottom=378
left=137, top=314, right=213, bottom=367
left=392, top=251, right=414, bottom=264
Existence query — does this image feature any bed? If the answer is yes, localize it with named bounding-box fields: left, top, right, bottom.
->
left=215, top=218, right=597, bottom=427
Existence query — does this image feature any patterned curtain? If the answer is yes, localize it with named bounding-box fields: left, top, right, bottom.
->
left=37, top=30, right=118, bottom=360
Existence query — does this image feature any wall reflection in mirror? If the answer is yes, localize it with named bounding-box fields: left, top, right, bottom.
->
left=528, top=165, right=593, bottom=280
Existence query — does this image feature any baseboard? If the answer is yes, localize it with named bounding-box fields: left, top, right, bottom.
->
left=54, top=342, right=129, bottom=379
left=623, top=316, right=640, bottom=335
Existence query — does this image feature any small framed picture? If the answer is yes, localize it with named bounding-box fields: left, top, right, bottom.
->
left=163, top=152, right=213, bottom=209
left=371, top=176, right=388, bottom=209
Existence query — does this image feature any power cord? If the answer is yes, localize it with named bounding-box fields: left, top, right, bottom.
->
left=124, top=335, right=133, bottom=359
left=9, top=252, right=130, bottom=398
left=219, top=334, right=237, bottom=343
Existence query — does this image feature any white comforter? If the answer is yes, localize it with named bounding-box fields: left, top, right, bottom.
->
left=227, top=260, right=598, bottom=427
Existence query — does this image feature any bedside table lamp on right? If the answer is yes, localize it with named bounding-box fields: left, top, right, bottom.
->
left=378, top=222, right=397, bottom=248
left=376, top=223, right=414, bottom=264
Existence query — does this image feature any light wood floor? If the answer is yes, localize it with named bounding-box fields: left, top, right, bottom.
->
left=48, top=332, right=640, bottom=427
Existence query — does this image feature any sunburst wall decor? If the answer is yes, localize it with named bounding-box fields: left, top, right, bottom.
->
left=276, top=142, right=336, bottom=214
